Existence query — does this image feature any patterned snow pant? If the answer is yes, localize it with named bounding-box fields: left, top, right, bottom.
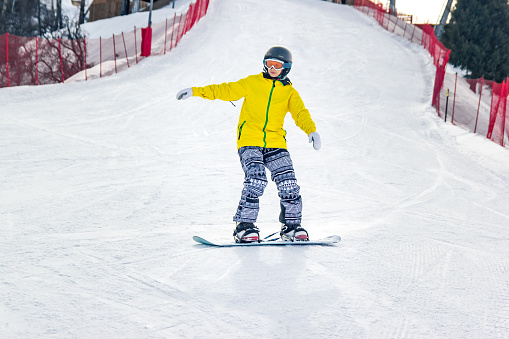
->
left=233, top=146, right=302, bottom=225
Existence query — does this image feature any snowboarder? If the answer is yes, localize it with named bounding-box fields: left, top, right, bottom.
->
left=176, top=46, right=321, bottom=243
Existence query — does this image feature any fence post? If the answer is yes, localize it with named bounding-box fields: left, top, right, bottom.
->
left=444, top=89, right=449, bottom=122
left=421, top=27, right=427, bottom=50
left=35, top=37, right=39, bottom=85
left=488, top=82, right=496, bottom=141
left=164, top=18, right=168, bottom=54
left=122, top=32, right=129, bottom=68
left=58, top=37, right=65, bottom=83
left=84, top=37, right=87, bottom=81
left=451, top=73, right=457, bottom=124
left=113, top=34, right=117, bottom=73
left=134, top=27, right=138, bottom=64
left=5, top=32, right=9, bottom=87
left=503, top=78, right=508, bottom=147
left=474, top=77, right=484, bottom=133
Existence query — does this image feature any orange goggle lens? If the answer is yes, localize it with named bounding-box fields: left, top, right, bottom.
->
left=265, top=59, right=285, bottom=70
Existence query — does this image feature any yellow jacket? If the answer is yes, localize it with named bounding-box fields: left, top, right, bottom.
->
left=192, top=73, right=316, bottom=149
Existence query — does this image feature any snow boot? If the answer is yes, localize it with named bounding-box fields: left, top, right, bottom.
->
left=233, top=222, right=260, bottom=243
left=280, top=224, right=309, bottom=242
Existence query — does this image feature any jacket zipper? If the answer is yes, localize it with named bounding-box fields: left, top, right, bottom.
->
left=238, top=121, right=246, bottom=140
left=263, top=81, right=276, bottom=148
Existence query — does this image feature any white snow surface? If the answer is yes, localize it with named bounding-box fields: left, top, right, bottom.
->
left=1, top=0, right=509, bottom=337
left=80, top=0, right=195, bottom=38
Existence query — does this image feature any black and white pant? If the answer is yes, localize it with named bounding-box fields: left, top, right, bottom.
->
left=233, top=147, right=302, bottom=225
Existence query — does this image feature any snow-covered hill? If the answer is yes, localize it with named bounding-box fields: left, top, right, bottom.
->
left=1, top=0, right=508, bottom=337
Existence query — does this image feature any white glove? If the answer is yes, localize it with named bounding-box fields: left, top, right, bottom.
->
left=176, top=88, right=193, bottom=100
left=308, top=132, right=321, bottom=150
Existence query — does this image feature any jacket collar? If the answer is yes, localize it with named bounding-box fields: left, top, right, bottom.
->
left=262, top=72, right=291, bottom=86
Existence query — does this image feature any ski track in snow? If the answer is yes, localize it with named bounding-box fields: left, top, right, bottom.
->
left=1, top=0, right=509, bottom=337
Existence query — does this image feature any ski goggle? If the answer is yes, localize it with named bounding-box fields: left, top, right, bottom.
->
left=264, top=59, right=291, bottom=70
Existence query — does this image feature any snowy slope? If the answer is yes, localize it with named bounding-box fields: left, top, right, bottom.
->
left=1, top=0, right=509, bottom=337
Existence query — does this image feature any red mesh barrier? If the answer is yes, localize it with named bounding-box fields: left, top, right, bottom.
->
left=60, top=37, right=87, bottom=82
left=99, top=35, right=117, bottom=76
left=354, top=0, right=507, bottom=147
left=0, top=34, right=86, bottom=86
left=37, top=38, right=64, bottom=85
left=440, top=73, right=508, bottom=147
left=3, top=35, right=38, bottom=86
left=0, top=0, right=209, bottom=87
left=487, top=80, right=508, bottom=146
left=354, top=1, right=450, bottom=115
left=0, top=34, right=7, bottom=87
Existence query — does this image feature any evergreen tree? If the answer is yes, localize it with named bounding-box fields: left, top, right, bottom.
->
left=442, top=0, right=509, bottom=82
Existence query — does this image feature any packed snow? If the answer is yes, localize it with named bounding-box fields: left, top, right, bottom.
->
left=1, top=0, right=508, bottom=337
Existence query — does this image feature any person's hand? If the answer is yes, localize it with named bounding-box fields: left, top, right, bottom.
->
left=308, top=132, right=321, bottom=150
left=176, top=88, right=193, bottom=100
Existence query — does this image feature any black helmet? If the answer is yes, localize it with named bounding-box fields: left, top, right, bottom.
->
left=263, top=46, right=292, bottom=80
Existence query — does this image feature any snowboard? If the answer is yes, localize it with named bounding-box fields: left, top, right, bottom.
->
left=193, top=235, right=341, bottom=247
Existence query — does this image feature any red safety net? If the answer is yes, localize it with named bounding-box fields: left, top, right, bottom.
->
left=354, top=0, right=508, bottom=147
left=439, top=73, right=509, bottom=147
left=421, top=25, right=451, bottom=113
left=0, top=33, right=86, bottom=87
left=354, top=0, right=450, bottom=114
left=488, top=80, right=508, bottom=145
left=0, top=33, right=9, bottom=87
left=0, top=0, right=209, bottom=87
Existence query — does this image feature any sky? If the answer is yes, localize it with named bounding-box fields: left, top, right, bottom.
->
left=395, top=0, right=457, bottom=24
